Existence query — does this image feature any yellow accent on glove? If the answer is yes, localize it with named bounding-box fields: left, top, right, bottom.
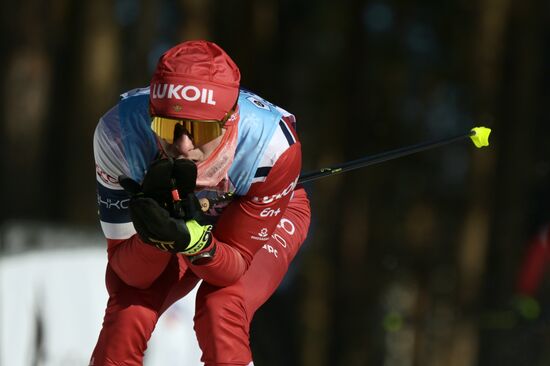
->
left=181, top=220, right=213, bottom=256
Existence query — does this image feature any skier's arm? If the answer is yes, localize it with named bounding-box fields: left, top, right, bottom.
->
left=96, top=179, right=172, bottom=289
left=188, top=142, right=302, bottom=286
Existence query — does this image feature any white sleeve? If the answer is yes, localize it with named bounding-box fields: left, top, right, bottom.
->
left=93, top=106, right=136, bottom=240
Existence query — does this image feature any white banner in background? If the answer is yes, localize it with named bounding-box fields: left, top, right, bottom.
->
left=0, top=247, right=202, bottom=366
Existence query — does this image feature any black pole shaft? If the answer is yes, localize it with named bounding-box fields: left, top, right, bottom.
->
left=298, top=130, right=474, bottom=184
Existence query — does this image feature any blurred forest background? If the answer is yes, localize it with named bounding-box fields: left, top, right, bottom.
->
left=1, top=0, right=549, bottom=365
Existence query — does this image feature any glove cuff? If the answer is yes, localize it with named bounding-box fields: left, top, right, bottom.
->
left=188, top=243, right=217, bottom=265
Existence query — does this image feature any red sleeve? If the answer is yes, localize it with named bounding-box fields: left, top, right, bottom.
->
left=187, top=142, right=302, bottom=286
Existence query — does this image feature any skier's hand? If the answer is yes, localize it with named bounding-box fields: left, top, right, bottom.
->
left=119, top=158, right=197, bottom=218
left=129, top=197, right=214, bottom=256
left=180, top=192, right=211, bottom=226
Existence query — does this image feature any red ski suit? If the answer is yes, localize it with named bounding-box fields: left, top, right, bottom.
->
left=91, top=92, right=310, bottom=366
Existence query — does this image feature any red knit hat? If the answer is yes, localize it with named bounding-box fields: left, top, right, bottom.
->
left=149, top=40, right=241, bottom=121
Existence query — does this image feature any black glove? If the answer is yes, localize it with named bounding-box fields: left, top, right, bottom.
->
left=171, top=158, right=199, bottom=219
left=119, top=158, right=215, bottom=259
left=129, top=197, right=213, bottom=255
left=119, top=158, right=197, bottom=218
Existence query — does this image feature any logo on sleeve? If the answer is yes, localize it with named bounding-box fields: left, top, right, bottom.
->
left=96, top=164, right=118, bottom=185
left=251, top=227, right=270, bottom=241
left=262, top=244, right=278, bottom=258
left=252, top=177, right=298, bottom=204
left=97, top=194, right=130, bottom=210
left=260, top=207, right=281, bottom=217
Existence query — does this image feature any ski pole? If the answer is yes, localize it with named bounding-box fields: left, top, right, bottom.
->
left=298, top=126, right=491, bottom=184
left=199, top=127, right=491, bottom=211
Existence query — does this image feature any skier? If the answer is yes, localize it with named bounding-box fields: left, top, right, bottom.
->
left=90, top=40, right=311, bottom=366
